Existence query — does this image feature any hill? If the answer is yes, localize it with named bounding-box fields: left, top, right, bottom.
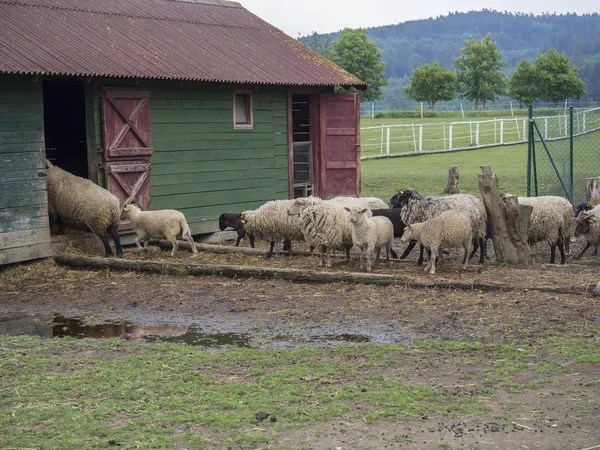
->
left=300, top=10, right=600, bottom=107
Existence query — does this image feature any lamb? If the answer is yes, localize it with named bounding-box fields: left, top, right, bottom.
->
left=516, top=195, right=572, bottom=264
left=329, top=196, right=388, bottom=214
left=121, top=204, right=197, bottom=256
left=370, top=208, right=417, bottom=260
left=45, top=160, right=123, bottom=257
left=344, top=207, right=394, bottom=272
left=400, top=210, right=472, bottom=275
left=240, top=200, right=305, bottom=257
left=218, top=213, right=253, bottom=247
left=389, top=189, right=486, bottom=265
left=287, top=197, right=353, bottom=268
left=572, top=205, right=600, bottom=259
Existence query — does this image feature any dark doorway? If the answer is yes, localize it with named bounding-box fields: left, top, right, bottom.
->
left=291, top=94, right=314, bottom=198
left=43, top=79, right=88, bottom=178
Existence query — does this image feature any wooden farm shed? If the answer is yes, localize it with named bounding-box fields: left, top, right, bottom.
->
left=0, top=0, right=367, bottom=265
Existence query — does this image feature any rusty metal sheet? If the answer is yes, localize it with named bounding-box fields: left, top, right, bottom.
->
left=0, top=0, right=366, bottom=87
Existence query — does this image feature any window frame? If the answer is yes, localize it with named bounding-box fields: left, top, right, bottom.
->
left=233, top=90, right=253, bottom=129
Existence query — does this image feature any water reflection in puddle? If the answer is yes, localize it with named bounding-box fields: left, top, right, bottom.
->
left=0, top=313, right=372, bottom=348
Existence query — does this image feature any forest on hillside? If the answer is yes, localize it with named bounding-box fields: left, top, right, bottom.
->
left=300, top=10, right=600, bottom=109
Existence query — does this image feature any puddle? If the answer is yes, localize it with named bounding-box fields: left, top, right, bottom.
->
left=0, top=313, right=250, bottom=348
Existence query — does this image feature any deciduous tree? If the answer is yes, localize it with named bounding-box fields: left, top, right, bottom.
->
left=404, top=62, right=456, bottom=109
left=508, top=60, right=538, bottom=107
left=453, top=34, right=506, bottom=110
left=534, top=48, right=585, bottom=107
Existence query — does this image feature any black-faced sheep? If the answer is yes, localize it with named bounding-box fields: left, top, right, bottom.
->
left=389, top=189, right=486, bottom=265
left=45, top=160, right=122, bottom=257
left=344, top=207, right=394, bottom=272
left=287, top=197, right=353, bottom=268
left=573, top=205, right=600, bottom=259
left=400, top=210, right=472, bottom=275
left=121, top=204, right=197, bottom=256
left=574, top=201, right=598, bottom=256
left=517, top=196, right=572, bottom=264
left=218, top=213, right=254, bottom=248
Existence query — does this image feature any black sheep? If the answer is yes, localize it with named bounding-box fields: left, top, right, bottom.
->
left=218, top=213, right=255, bottom=248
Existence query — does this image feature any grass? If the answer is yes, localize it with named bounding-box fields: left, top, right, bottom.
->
left=1, top=335, right=597, bottom=448
left=361, top=142, right=528, bottom=201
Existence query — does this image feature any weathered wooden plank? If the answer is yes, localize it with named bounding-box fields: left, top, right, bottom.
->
left=152, top=138, right=276, bottom=152
left=0, top=240, right=57, bottom=266
left=0, top=131, right=44, bottom=145
left=152, top=187, right=276, bottom=210
left=151, top=125, right=274, bottom=137
left=151, top=148, right=274, bottom=164
left=0, top=214, right=49, bottom=234
left=0, top=103, right=43, bottom=114
left=0, top=190, right=46, bottom=209
left=0, top=112, right=43, bottom=123
left=0, top=142, right=44, bottom=153
left=151, top=158, right=274, bottom=176
left=0, top=178, right=46, bottom=194
left=151, top=168, right=278, bottom=187
left=151, top=98, right=233, bottom=110
left=0, top=152, right=45, bottom=172
left=151, top=109, right=233, bottom=124
left=0, top=227, right=52, bottom=250
left=152, top=177, right=275, bottom=197
left=0, top=169, right=48, bottom=183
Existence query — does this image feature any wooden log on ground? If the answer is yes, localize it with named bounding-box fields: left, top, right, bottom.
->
left=158, top=240, right=316, bottom=257
left=478, top=165, right=531, bottom=265
left=52, top=253, right=592, bottom=295
left=443, top=165, right=460, bottom=194
left=585, top=177, right=600, bottom=207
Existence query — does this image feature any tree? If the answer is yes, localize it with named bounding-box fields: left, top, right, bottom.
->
left=404, top=62, right=456, bottom=109
left=304, top=32, right=334, bottom=61
left=332, top=28, right=388, bottom=102
left=453, top=34, right=506, bottom=110
left=508, top=60, right=538, bottom=107
left=534, top=48, right=585, bottom=107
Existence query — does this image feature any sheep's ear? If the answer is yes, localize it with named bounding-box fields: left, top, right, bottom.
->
left=361, top=208, right=368, bottom=214
left=344, top=207, right=350, bottom=212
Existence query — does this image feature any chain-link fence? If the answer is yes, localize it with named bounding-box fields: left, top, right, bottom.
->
left=527, top=106, right=600, bottom=205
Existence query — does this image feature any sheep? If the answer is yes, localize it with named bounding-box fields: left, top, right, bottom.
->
left=399, top=210, right=472, bottom=275
left=574, top=201, right=598, bottom=256
left=370, top=208, right=418, bottom=260
left=516, top=196, right=572, bottom=264
left=45, top=160, right=123, bottom=257
left=121, top=204, right=197, bottom=256
left=240, top=199, right=305, bottom=258
left=287, top=197, right=353, bottom=268
left=572, top=205, right=600, bottom=259
left=329, top=196, right=388, bottom=214
left=344, top=207, right=394, bottom=272
left=218, top=213, right=254, bottom=248
left=389, top=189, right=486, bottom=265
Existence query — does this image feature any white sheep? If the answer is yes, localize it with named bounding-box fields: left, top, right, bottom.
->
left=45, top=160, right=122, bottom=257
left=389, top=189, right=486, bottom=265
left=287, top=197, right=353, bottom=268
left=573, top=205, right=600, bottom=259
left=516, top=196, right=572, bottom=264
left=400, top=210, right=472, bottom=275
left=240, top=199, right=306, bottom=257
left=121, top=204, right=197, bottom=256
left=344, top=207, right=394, bottom=272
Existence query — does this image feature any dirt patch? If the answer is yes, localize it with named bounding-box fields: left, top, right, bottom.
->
left=1, top=233, right=599, bottom=448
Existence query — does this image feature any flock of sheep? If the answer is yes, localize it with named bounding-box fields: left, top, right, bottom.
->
left=43, top=161, right=600, bottom=275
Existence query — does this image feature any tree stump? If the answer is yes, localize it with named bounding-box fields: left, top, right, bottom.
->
left=443, top=165, right=460, bottom=194
left=478, top=165, right=531, bottom=265
left=585, top=177, right=600, bottom=207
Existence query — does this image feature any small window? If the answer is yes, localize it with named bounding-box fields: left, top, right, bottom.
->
left=234, top=91, right=253, bottom=128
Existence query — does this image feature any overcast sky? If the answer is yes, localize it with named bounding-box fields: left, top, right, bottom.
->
left=239, top=0, right=599, bottom=37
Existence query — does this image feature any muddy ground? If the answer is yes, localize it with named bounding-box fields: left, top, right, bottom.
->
left=1, top=233, right=600, bottom=449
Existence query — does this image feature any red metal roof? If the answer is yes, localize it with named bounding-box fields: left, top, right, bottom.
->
left=0, top=0, right=366, bottom=87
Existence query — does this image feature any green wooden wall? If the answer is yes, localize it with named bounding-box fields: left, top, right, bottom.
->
left=0, top=76, right=55, bottom=265
left=91, top=79, right=290, bottom=235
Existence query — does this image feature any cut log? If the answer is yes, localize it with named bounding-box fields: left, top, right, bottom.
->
left=443, top=165, right=460, bottom=194
left=158, top=240, right=316, bottom=257
left=478, top=165, right=531, bottom=265
left=585, top=177, right=600, bottom=207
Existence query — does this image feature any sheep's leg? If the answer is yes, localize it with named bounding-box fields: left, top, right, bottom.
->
left=249, top=234, right=255, bottom=248
left=549, top=244, right=556, bottom=264
left=320, top=245, right=326, bottom=267
left=429, top=247, right=438, bottom=275
left=134, top=235, right=144, bottom=250
left=99, top=234, right=114, bottom=257
left=468, top=238, right=479, bottom=260
left=479, top=236, right=486, bottom=264
left=462, top=242, right=469, bottom=269
left=557, top=239, right=566, bottom=265
left=390, top=247, right=398, bottom=259
left=593, top=246, right=598, bottom=256
left=184, top=235, right=197, bottom=254
left=235, top=233, right=243, bottom=246
left=266, top=241, right=275, bottom=258
left=283, top=239, right=293, bottom=256
left=416, top=244, right=425, bottom=266
left=108, top=225, right=123, bottom=257
left=169, top=239, right=178, bottom=256
left=374, top=247, right=381, bottom=267
left=385, top=243, right=391, bottom=263
left=345, top=245, right=351, bottom=262
left=423, top=249, right=432, bottom=273
left=400, top=240, right=417, bottom=260
left=325, top=247, right=332, bottom=268
left=574, top=243, right=591, bottom=259
left=366, top=247, right=373, bottom=272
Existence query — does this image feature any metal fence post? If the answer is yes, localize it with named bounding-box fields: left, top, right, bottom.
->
left=569, top=107, right=574, bottom=204
left=527, top=105, right=533, bottom=197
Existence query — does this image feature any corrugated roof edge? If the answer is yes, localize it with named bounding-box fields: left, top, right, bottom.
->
left=0, top=69, right=364, bottom=88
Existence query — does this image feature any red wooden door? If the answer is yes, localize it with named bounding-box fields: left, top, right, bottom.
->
left=101, top=89, right=152, bottom=221
left=318, top=93, right=361, bottom=199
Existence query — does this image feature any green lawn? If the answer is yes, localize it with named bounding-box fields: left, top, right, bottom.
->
left=361, top=143, right=529, bottom=202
